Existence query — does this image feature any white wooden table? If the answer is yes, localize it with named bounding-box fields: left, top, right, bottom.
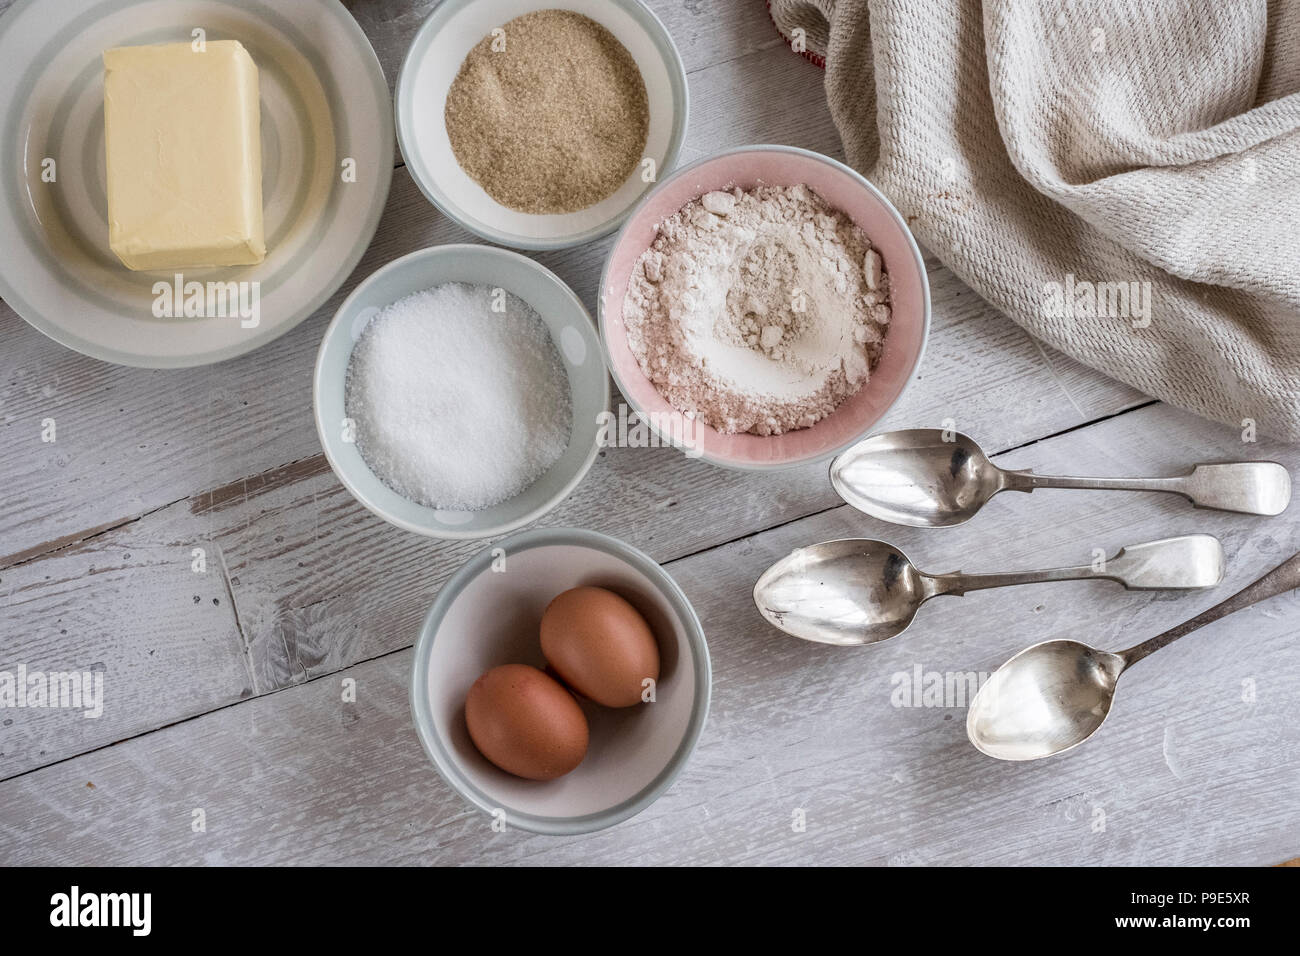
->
left=1, top=0, right=1297, bottom=866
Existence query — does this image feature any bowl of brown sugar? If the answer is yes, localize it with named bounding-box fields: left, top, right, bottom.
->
left=396, top=1, right=688, bottom=250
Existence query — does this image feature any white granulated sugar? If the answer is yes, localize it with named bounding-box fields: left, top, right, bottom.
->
left=344, top=282, right=572, bottom=511
left=622, top=184, right=892, bottom=435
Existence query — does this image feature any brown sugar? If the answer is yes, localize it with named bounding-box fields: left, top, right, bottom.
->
left=444, top=10, right=650, bottom=214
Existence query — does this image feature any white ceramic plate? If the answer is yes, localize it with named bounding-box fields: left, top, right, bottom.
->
left=0, top=0, right=393, bottom=367
left=395, top=0, right=688, bottom=250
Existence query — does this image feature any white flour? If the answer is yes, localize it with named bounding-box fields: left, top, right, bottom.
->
left=622, top=183, right=890, bottom=435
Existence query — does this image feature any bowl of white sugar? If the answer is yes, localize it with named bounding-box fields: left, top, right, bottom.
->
left=314, top=245, right=609, bottom=539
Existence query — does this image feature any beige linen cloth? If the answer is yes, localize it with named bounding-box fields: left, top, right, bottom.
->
left=768, top=0, right=1300, bottom=440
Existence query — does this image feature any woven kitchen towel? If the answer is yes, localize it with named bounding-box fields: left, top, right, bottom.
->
left=769, top=0, right=1300, bottom=439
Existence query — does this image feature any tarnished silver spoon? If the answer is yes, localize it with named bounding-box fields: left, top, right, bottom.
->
left=752, top=534, right=1224, bottom=646
left=831, top=429, right=1291, bottom=528
left=967, top=550, right=1300, bottom=761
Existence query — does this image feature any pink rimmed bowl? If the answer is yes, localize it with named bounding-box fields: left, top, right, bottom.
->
left=597, top=145, right=930, bottom=470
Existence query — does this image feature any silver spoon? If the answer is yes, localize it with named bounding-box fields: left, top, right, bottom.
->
left=831, top=429, right=1291, bottom=528
left=753, top=534, right=1224, bottom=646
left=967, top=550, right=1300, bottom=761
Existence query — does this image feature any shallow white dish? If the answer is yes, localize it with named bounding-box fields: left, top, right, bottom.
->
left=410, top=527, right=711, bottom=835
left=395, top=0, right=688, bottom=250
left=313, top=244, right=610, bottom=540
left=0, top=0, right=393, bottom=367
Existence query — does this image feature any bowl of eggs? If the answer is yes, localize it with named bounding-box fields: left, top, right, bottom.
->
left=410, top=527, right=710, bottom=834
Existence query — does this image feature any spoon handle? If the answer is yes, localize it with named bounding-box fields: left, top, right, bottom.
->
left=1120, top=550, right=1300, bottom=667
left=927, top=564, right=1102, bottom=596
left=1000, top=462, right=1291, bottom=516
left=928, top=535, right=1224, bottom=597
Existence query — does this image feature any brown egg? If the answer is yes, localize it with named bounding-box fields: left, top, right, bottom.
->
left=541, top=586, right=660, bottom=708
left=464, top=664, right=588, bottom=781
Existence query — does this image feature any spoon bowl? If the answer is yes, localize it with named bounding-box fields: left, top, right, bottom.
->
left=966, top=551, right=1300, bottom=761
left=830, top=429, right=998, bottom=527
left=966, top=640, right=1126, bottom=760
left=753, top=539, right=926, bottom=646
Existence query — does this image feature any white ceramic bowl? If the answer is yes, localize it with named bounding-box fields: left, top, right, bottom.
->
left=313, top=245, right=609, bottom=540
left=410, top=527, right=711, bottom=835
left=395, top=0, right=688, bottom=250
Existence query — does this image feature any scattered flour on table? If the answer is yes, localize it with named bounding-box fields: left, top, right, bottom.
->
left=344, top=282, right=572, bottom=511
left=622, top=183, right=891, bottom=435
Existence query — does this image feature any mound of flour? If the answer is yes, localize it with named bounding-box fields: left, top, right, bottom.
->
left=622, top=184, right=891, bottom=436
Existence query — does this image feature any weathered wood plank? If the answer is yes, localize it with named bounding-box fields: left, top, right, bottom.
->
left=679, top=37, right=840, bottom=161
left=2, top=402, right=1296, bottom=865
left=0, top=541, right=251, bottom=778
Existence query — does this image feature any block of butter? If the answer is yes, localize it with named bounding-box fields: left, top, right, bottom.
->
left=103, top=41, right=266, bottom=271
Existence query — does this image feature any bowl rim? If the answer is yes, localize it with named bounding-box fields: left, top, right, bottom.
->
left=393, top=0, right=690, bottom=251
left=0, top=0, right=395, bottom=369
left=312, top=243, right=610, bottom=540
left=596, top=143, right=933, bottom=472
left=408, top=526, right=713, bottom=835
